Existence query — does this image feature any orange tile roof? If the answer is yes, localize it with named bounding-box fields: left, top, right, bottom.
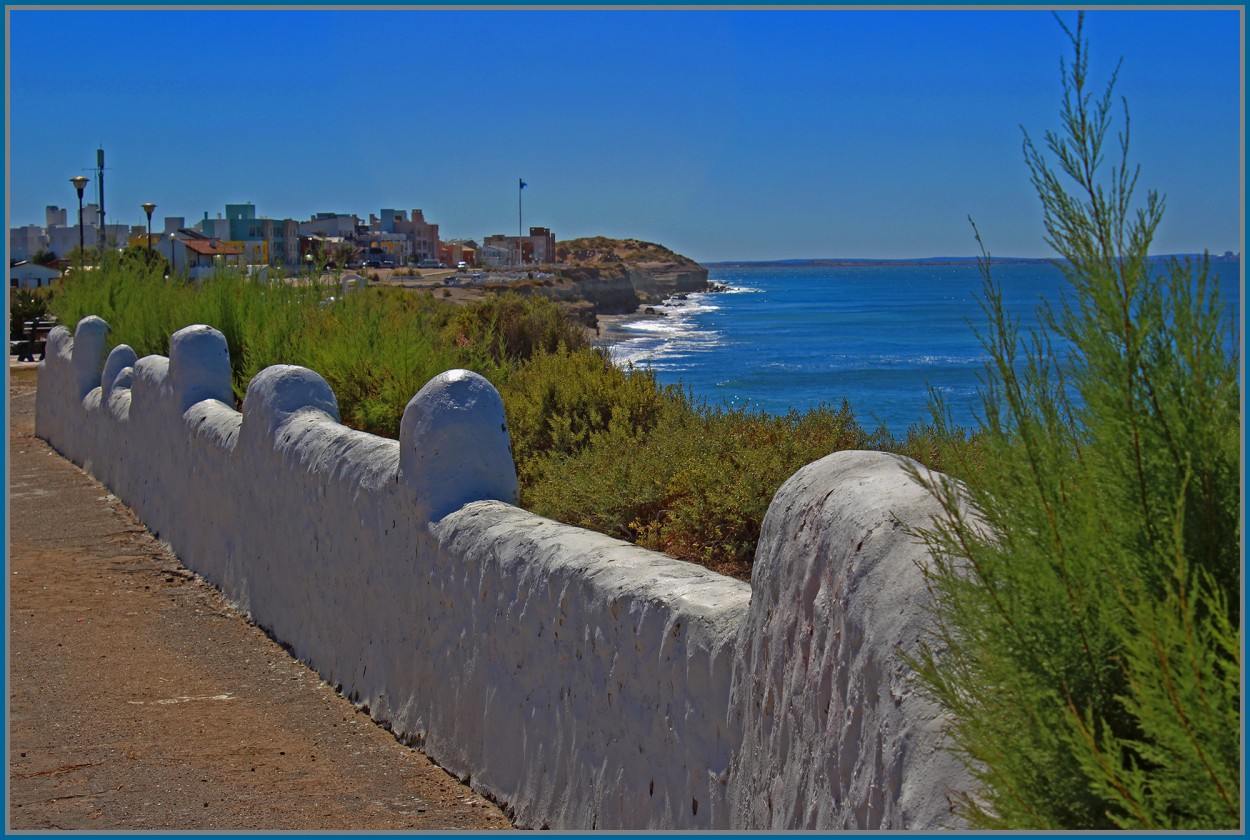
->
left=181, top=239, right=243, bottom=256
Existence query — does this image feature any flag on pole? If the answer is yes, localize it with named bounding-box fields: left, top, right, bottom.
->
left=519, top=179, right=527, bottom=189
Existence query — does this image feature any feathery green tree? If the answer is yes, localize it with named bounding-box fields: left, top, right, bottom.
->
left=906, top=13, right=1240, bottom=830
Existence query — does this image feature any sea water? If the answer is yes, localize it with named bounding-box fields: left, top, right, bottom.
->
left=604, top=260, right=1242, bottom=436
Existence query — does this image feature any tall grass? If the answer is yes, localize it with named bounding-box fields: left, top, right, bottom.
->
left=50, top=262, right=977, bottom=580
left=905, top=15, right=1240, bottom=829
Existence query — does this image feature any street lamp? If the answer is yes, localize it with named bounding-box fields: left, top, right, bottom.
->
left=70, top=176, right=89, bottom=259
left=169, top=232, right=177, bottom=276
left=305, top=252, right=313, bottom=281
left=141, top=203, right=157, bottom=251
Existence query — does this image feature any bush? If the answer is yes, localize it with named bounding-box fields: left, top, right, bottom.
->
left=906, top=15, right=1240, bottom=830
left=443, top=292, right=588, bottom=362
left=523, top=395, right=891, bottom=579
left=10, top=288, right=51, bottom=340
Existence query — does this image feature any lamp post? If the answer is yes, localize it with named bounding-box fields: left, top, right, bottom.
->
left=169, top=232, right=177, bottom=276
left=70, top=176, right=89, bottom=260
left=141, top=203, right=157, bottom=251
left=305, top=252, right=313, bottom=282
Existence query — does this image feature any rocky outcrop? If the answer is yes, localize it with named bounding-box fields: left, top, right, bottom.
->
left=626, top=263, right=708, bottom=303
left=531, top=262, right=708, bottom=316
left=552, top=237, right=710, bottom=315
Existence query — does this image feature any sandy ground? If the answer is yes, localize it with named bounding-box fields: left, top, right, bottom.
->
left=6, top=365, right=515, bottom=831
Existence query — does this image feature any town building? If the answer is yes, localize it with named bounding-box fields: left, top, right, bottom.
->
left=9, top=261, right=63, bottom=290
left=482, top=227, right=556, bottom=266
left=8, top=225, right=47, bottom=262
left=477, top=243, right=511, bottom=268
left=40, top=203, right=130, bottom=258
left=210, top=203, right=301, bottom=267
left=369, top=209, right=440, bottom=263
left=157, top=230, right=244, bottom=280
left=299, top=212, right=362, bottom=240
left=441, top=239, right=479, bottom=268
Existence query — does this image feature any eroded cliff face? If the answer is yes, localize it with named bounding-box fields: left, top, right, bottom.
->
left=544, top=262, right=709, bottom=315
left=626, top=263, right=709, bottom=301
left=483, top=238, right=709, bottom=323
left=553, top=237, right=710, bottom=315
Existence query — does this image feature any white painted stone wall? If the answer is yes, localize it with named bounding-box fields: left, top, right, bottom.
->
left=35, top=316, right=971, bottom=830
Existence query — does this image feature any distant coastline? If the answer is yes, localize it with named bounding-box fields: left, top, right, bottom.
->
left=705, top=253, right=1239, bottom=269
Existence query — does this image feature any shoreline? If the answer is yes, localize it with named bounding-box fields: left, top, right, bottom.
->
left=591, top=284, right=728, bottom=361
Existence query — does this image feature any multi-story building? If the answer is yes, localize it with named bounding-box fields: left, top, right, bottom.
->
left=299, top=212, right=361, bottom=240
left=218, top=203, right=300, bottom=267
left=441, top=239, right=479, bottom=268
left=361, top=231, right=410, bottom=265
left=8, top=225, right=47, bottom=262
left=370, top=209, right=440, bottom=263
left=40, top=203, right=130, bottom=258
left=477, top=243, right=511, bottom=268
left=483, top=227, right=556, bottom=266
left=196, top=212, right=230, bottom=241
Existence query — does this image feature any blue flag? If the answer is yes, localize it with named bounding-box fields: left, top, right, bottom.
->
left=519, top=179, right=527, bottom=189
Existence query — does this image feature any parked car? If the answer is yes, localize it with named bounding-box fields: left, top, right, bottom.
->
left=417, top=258, right=441, bottom=268
left=457, top=260, right=468, bottom=270
left=365, top=259, right=382, bottom=269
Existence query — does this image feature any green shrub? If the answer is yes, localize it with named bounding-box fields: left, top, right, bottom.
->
left=10, top=288, right=51, bottom=340
left=443, top=291, right=587, bottom=362
left=501, top=350, right=670, bottom=472
left=905, top=15, right=1240, bottom=830
left=522, top=396, right=893, bottom=578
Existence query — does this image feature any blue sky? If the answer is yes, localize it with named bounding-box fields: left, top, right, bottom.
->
left=5, top=7, right=1243, bottom=262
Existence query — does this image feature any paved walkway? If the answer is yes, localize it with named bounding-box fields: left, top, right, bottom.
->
left=6, top=364, right=513, bottom=831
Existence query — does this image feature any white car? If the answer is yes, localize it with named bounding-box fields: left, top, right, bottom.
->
left=457, top=260, right=468, bottom=270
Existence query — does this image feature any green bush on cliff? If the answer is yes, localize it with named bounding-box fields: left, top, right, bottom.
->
left=905, top=15, right=1240, bottom=829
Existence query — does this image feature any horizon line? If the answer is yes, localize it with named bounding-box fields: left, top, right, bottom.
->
left=701, top=251, right=1240, bottom=266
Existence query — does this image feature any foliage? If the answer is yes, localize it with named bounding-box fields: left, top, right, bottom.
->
left=65, top=245, right=100, bottom=265
left=555, top=236, right=695, bottom=266
left=443, top=292, right=588, bottom=362
left=905, top=14, right=1240, bottom=830
left=119, top=244, right=170, bottom=275
left=31, top=249, right=59, bottom=266
left=333, top=241, right=356, bottom=269
left=523, top=397, right=883, bottom=577
left=51, top=248, right=189, bottom=358
left=47, top=246, right=983, bottom=581
left=10, top=288, right=52, bottom=340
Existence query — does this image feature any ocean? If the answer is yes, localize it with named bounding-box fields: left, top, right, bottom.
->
left=602, top=260, right=1243, bottom=436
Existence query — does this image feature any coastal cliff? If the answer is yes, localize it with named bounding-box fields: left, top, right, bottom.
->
left=557, top=237, right=708, bottom=312
left=504, top=237, right=708, bottom=318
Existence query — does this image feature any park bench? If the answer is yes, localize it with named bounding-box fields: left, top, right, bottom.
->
left=12, top=317, right=55, bottom=362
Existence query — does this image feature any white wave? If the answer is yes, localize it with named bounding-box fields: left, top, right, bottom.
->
left=622, top=319, right=687, bottom=335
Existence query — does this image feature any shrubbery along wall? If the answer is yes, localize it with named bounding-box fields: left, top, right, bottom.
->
left=35, top=315, right=969, bottom=830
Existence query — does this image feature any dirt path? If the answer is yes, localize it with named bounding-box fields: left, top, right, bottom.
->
left=6, top=366, right=514, bottom=831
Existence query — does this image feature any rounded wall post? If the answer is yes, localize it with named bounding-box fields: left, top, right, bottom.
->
left=399, top=369, right=519, bottom=522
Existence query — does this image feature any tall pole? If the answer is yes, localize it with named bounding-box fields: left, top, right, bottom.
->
left=70, top=176, right=89, bottom=261
left=142, top=203, right=156, bottom=251
left=518, top=178, right=526, bottom=267
left=96, top=148, right=106, bottom=253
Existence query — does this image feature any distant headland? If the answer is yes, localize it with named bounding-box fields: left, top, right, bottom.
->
left=706, top=252, right=1240, bottom=268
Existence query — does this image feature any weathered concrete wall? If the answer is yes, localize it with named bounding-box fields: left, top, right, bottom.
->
left=35, top=316, right=970, bottom=830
